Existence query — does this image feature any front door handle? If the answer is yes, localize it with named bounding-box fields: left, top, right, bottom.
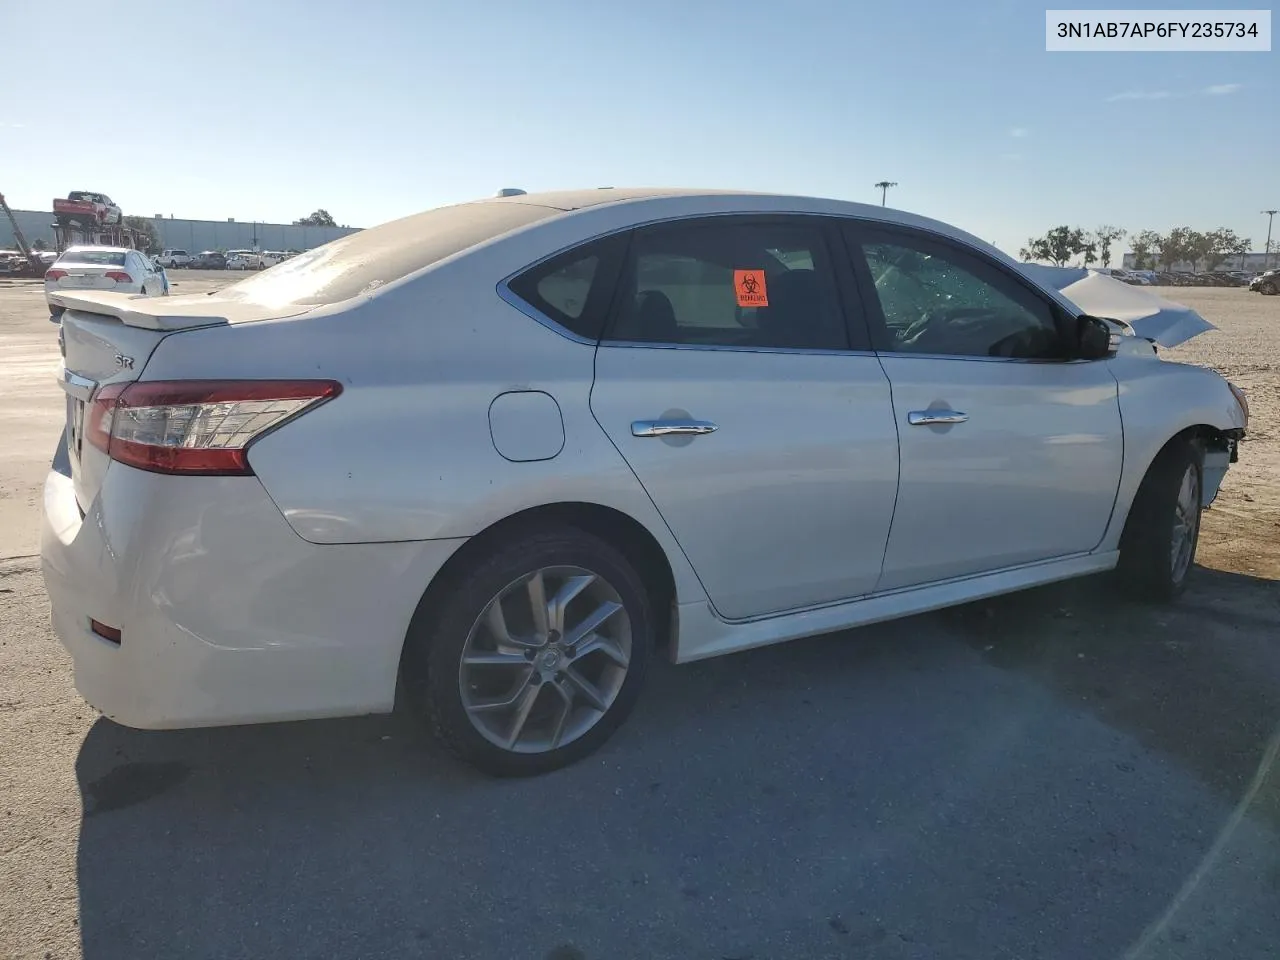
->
left=907, top=410, right=968, bottom=426
left=631, top=419, right=719, bottom=438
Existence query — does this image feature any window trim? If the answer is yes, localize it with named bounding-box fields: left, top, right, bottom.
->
left=841, top=220, right=1081, bottom=363
left=502, top=231, right=630, bottom=344
left=599, top=214, right=873, bottom=355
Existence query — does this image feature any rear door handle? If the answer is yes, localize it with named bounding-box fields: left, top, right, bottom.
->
left=631, top=419, right=719, bottom=438
left=907, top=410, right=968, bottom=426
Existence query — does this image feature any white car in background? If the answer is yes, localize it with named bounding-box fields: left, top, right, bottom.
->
left=41, top=188, right=1248, bottom=777
left=224, top=251, right=258, bottom=270
left=44, top=246, right=166, bottom=319
left=157, top=249, right=191, bottom=268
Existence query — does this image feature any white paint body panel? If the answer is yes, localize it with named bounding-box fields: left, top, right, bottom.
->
left=41, top=463, right=463, bottom=727
left=875, top=355, right=1123, bottom=591
left=39, top=188, right=1246, bottom=728
left=590, top=345, right=899, bottom=620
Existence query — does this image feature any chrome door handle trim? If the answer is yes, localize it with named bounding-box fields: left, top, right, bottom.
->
left=631, top=419, right=719, bottom=438
left=907, top=410, right=968, bottom=426
left=58, top=369, right=97, bottom=401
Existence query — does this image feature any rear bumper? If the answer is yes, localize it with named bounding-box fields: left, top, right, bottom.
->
left=40, top=458, right=465, bottom=729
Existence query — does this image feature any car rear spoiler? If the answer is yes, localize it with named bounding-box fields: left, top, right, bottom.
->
left=48, top=291, right=231, bottom=331
left=49, top=288, right=317, bottom=330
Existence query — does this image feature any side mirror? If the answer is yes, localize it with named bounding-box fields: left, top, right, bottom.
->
left=1076, top=315, right=1115, bottom=360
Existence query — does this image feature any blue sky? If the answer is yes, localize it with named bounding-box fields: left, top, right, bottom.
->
left=2, top=0, right=1275, bottom=262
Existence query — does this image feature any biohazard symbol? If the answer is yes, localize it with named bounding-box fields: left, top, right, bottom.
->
left=734, top=269, right=768, bottom=307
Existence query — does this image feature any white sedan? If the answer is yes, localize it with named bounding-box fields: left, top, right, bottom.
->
left=41, top=188, right=1248, bottom=776
left=224, top=251, right=258, bottom=271
left=44, top=246, right=166, bottom=319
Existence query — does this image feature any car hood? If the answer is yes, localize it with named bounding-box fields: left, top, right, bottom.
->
left=1016, top=264, right=1215, bottom=348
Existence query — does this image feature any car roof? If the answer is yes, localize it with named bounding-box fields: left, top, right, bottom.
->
left=488, top=187, right=998, bottom=251
left=487, top=187, right=741, bottom=211
left=62, top=245, right=133, bottom=254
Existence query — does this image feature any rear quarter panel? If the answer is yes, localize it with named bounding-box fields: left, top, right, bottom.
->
left=1101, top=354, right=1245, bottom=550
left=137, top=233, right=708, bottom=604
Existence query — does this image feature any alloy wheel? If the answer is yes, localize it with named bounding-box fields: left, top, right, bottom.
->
left=458, top=565, right=632, bottom=754
left=1170, top=463, right=1200, bottom=583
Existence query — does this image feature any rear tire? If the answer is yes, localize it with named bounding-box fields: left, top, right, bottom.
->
left=1116, top=437, right=1203, bottom=602
left=401, top=528, right=653, bottom=776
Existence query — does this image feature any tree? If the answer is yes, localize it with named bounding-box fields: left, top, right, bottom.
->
left=1184, top=230, right=1215, bottom=271
left=1129, top=230, right=1161, bottom=269
left=1091, top=226, right=1126, bottom=267
left=1226, top=232, right=1252, bottom=270
left=1019, top=226, right=1091, bottom=267
left=1155, top=227, right=1201, bottom=271
left=1204, top=228, right=1248, bottom=271
left=123, top=215, right=162, bottom=254
left=294, top=209, right=336, bottom=227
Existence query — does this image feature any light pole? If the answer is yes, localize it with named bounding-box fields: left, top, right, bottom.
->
left=874, top=181, right=898, bottom=207
left=1263, top=209, right=1277, bottom=271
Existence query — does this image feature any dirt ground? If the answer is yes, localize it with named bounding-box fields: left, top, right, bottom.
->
left=1161, top=291, right=1280, bottom=579
left=0, top=278, right=1277, bottom=960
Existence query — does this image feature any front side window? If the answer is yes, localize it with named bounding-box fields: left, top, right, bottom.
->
left=852, top=231, right=1063, bottom=359
left=607, top=219, right=850, bottom=351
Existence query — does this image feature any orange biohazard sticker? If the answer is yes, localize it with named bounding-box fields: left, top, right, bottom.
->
left=734, top=269, right=768, bottom=308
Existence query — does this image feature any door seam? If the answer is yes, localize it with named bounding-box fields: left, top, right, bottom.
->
left=870, top=350, right=903, bottom=595
left=587, top=342, right=722, bottom=616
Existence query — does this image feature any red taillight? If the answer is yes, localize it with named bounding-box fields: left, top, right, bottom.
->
left=86, top=379, right=341, bottom=475
left=46, top=268, right=67, bottom=281
left=104, top=271, right=133, bottom=283
left=89, top=619, right=122, bottom=644
left=85, top=382, right=126, bottom=454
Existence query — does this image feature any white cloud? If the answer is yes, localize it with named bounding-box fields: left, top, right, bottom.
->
left=1204, top=83, right=1242, bottom=95
left=1105, top=90, right=1173, bottom=101
left=1008, top=127, right=1029, bottom=138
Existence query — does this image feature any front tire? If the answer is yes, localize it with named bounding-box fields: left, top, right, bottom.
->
left=1117, top=437, right=1203, bottom=601
left=402, top=528, right=653, bottom=776
left=1260, top=281, right=1277, bottom=295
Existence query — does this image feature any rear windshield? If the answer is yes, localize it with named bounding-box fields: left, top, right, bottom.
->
left=56, top=250, right=126, bottom=266
left=219, top=200, right=558, bottom=307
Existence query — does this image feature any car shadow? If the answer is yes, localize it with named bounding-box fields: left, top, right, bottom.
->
left=72, top=564, right=1280, bottom=960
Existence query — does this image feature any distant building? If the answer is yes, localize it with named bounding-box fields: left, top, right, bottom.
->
left=1122, top=251, right=1274, bottom=273
left=0, top=209, right=359, bottom=254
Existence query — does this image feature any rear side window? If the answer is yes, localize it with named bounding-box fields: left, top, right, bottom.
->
left=606, top=218, right=851, bottom=351
left=507, top=233, right=628, bottom=340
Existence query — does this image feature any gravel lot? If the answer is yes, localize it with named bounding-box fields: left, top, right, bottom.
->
left=1, top=276, right=1277, bottom=960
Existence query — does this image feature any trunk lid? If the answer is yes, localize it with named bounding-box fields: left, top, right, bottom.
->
left=54, top=289, right=314, bottom=510
left=53, top=266, right=123, bottom=291
left=59, top=308, right=171, bottom=511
